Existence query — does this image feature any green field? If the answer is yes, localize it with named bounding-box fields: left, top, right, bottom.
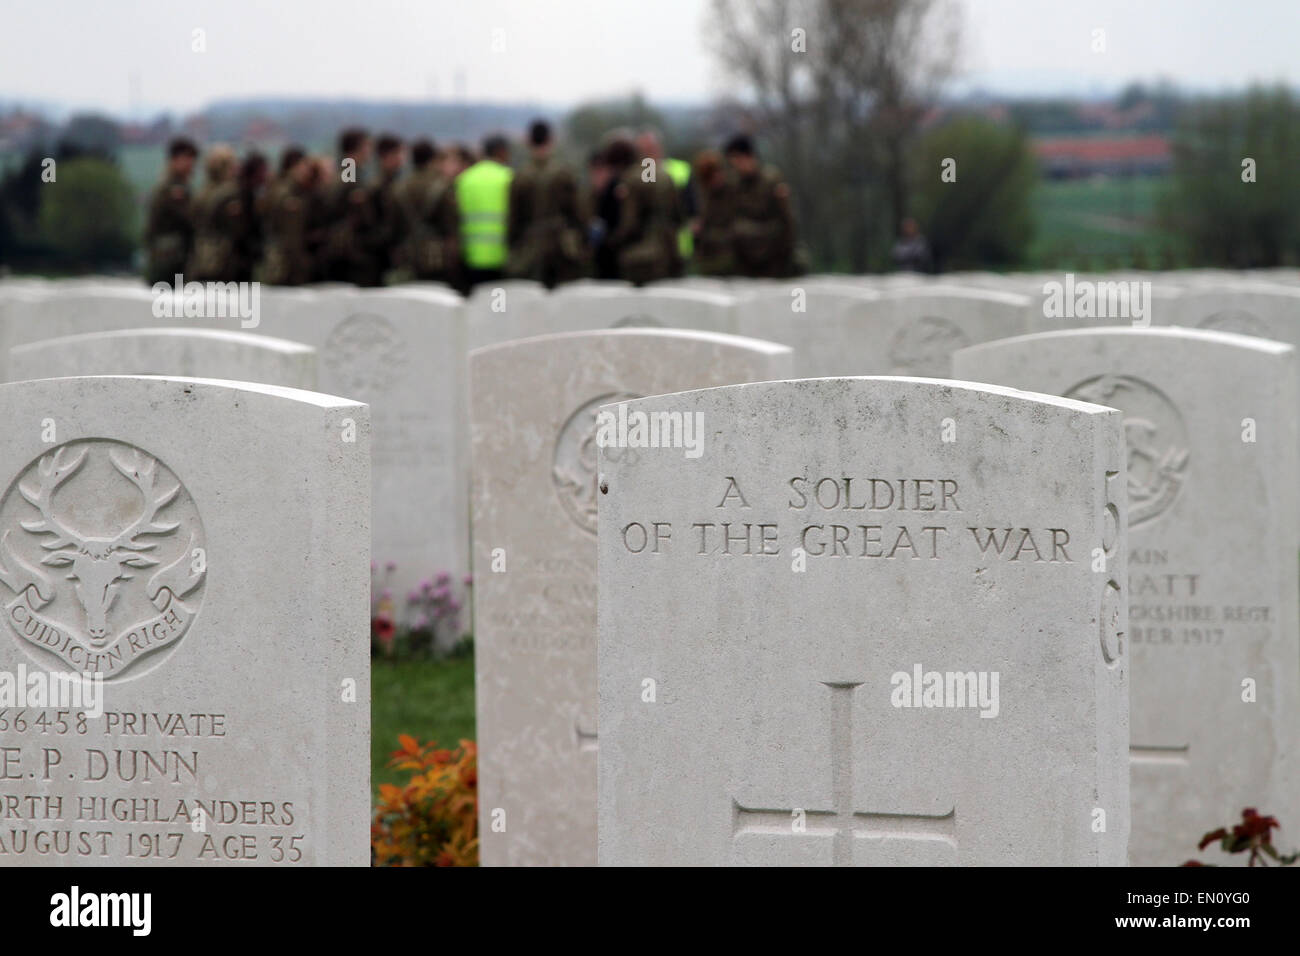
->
left=1026, top=175, right=1187, bottom=270
left=370, top=655, right=476, bottom=799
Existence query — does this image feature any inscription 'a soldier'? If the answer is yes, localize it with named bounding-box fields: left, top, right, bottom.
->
left=0, top=440, right=206, bottom=678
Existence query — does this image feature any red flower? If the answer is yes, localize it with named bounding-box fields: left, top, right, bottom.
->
left=1233, top=808, right=1278, bottom=842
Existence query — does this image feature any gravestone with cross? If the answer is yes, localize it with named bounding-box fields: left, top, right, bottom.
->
left=598, top=377, right=1130, bottom=865
left=955, top=328, right=1300, bottom=865
left=470, top=328, right=793, bottom=866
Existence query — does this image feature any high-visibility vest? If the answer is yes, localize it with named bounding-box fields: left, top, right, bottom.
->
left=665, top=157, right=693, bottom=259
left=456, top=159, right=513, bottom=269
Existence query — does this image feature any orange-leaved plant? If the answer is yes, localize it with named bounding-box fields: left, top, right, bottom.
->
left=1184, top=808, right=1298, bottom=867
left=371, top=735, right=478, bottom=866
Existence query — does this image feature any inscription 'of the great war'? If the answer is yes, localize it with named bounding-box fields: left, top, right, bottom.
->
left=617, top=476, right=1079, bottom=563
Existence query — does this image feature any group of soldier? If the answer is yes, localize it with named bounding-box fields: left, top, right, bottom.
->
left=143, top=121, right=800, bottom=292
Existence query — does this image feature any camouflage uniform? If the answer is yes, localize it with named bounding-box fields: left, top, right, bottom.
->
left=731, top=165, right=797, bottom=278
left=396, top=167, right=460, bottom=285
left=506, top=155, right=589, bottom=287
left=321, top=178, right=382, bottom=287
left=692, top=176, right=736, bottom=277
left=186, top=180, right=245, bottom=283
left=372, top=169, right=406, bottom=282
left=608, top=165, right=682, bottom=285
left=143, top=172, right=193, bottom=285
left=258, top=177, right=316, bottom=286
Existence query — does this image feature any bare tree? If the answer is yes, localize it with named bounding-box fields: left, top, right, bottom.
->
left=706, top=0, right=961, bottom=269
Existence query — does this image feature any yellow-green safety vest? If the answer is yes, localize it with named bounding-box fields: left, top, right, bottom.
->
left=456, top=159, right=513, bottom=269
left=665, top=157, right=693, bottom=259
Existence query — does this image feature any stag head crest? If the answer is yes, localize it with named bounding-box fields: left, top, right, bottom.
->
left=18, top=445, right=182, bottom=645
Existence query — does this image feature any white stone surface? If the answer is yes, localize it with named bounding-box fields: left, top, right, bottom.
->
left=730, top=283, right=882, bottom=376
left=471, top=329, right=794, bottom=866
left=548, top=285, right=736, bottom=335
left=10, top=328, right=317, bottom=390
left=0, top=375, right=369, bottom=865
left=954, top=327, right=1300, bottom=866
left=1167, top=282, right=1300, bottom=345
left=268, top=289, right=468, bottom=638
left=465, top=281, right=552, bottom=352
left=598, top=376, right=1129, bottom=866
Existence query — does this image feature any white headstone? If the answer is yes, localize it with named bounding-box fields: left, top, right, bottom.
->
left=597, top=376, right=1129, bottom=865
left=1171, top=282, right=1300, bottom=345
left=471, top=329, right=794, bottom=866
left=269, top=289, right=467, bottom=642
left=954, top=327, right=1300, bottom=865
left=730, top=284, right=882, bottom=377
left=548, top=286, right=735, bottom=334
left=0, top=375, right=369, bottom=865
left=10, top=328, right=317, bottom=390
left=465, top=281, right=551, bottom=352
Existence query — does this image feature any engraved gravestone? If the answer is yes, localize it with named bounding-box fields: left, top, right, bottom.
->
left=730, top=284, right=882, bottom=377
left=954, top=328, right=1300, bottom=865
left=10, top=328, right=317, bottom=390
left=874, top=287, right=1032, bottom=376
left=267, top=289, right=467, bottom=643
left=0, top=376, right=369, bottom=865
left=548, top=286, right=736, bottom=335
left=470, top=329, right=793, bottom=866
left=598, top=377, right=1129, bottom=866
left=465, top=280, right=551, bottom=351
left=1172, top=282, right=1300, bottom=347
left=0, top=287, right=465, bottom=633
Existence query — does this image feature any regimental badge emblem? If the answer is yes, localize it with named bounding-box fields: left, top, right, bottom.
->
left=889, top=316, right=970, bottom=375
left=1065, top=374, right=1189, bottom=529
left=1197, top=309, right=1272, bottom=340
left=324, top=313, right=409, bottom=401
left=552, top=392, right=640, bottom=535
left=0, top=440, right=206, bottom=679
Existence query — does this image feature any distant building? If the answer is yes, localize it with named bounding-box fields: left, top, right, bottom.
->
left=1033, top=135, right=1171, bottom=179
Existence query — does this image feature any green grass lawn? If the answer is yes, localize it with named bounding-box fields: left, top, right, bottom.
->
left=370, top=654, right=476, bottom=799
left=1026, top=176, right=1189, bottom=270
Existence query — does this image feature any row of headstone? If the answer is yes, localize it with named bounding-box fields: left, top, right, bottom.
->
left=0, top=268, right=1296, bottom=865
left=471, top=320, right=1299, bottom=866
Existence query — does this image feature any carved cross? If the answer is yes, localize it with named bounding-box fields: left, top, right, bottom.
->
left=732, top=681, right=956, bottom=865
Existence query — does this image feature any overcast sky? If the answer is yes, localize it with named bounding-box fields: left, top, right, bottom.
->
left=2, top=0, right=1297, bottom=116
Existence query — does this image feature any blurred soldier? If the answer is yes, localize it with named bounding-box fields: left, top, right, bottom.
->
left=723, top=134, right=798, bottom=278
left=443, top=143, right=475, bottom=180
left=637, top=128, right=694, bottom=266
left=456, top=134, right=513, bottom=291
left=608, top=135, right=682, bottom=285
left=143, top=137, right=198, bottom=284
left=258, top=146, right=316, bottom=285
left=891, top=217, right=933, bottom=273
left=397, top=139, right=460, bottom=285
left=372, top=133, right=406, bottom=282
left=187, top=144, right=245, bottom=282
left=321, top=127, right=382, bottom=286
left=235, top=151, right=269, bottom=281
left=507, top=119, right=588, bottom=288
left=691, top=149, right=735, bottom=277
left=591, top=139, right=632, bottom=280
